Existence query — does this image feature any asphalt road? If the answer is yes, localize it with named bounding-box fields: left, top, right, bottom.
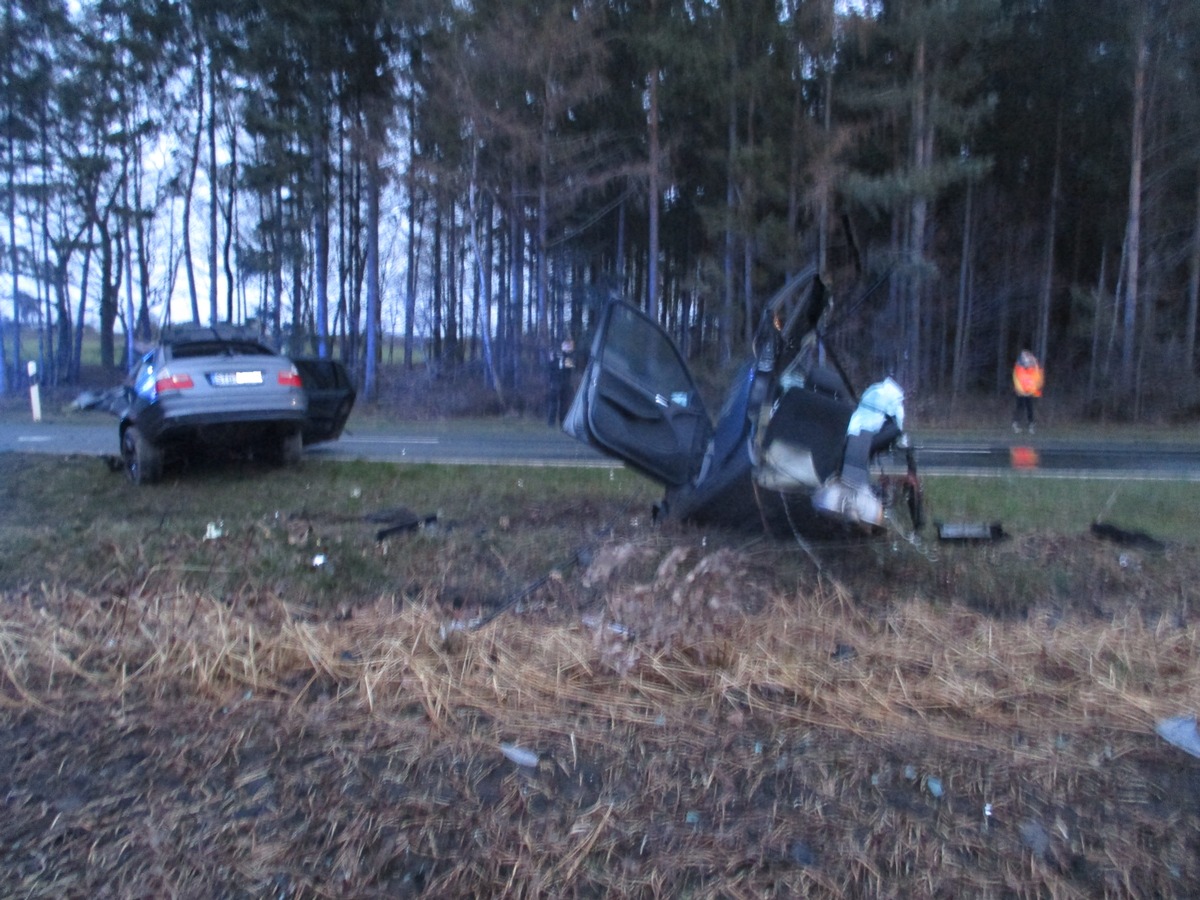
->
left=2, top=418, right=1200, bottom=480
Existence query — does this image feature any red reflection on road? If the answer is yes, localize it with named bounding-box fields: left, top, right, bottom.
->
left=1010, top=446, right=1039, bottom=469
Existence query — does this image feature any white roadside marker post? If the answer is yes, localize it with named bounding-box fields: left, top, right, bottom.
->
left=27, top=361, right=41, bottom=423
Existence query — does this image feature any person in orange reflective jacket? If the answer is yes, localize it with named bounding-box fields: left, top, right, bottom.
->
left=1012, top=350, right=1043, bottom=433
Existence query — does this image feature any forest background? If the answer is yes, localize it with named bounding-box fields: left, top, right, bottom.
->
left=2, top=0, right=1199, bottom=421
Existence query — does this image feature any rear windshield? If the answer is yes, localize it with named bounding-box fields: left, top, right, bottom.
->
left=168, top=341, right=275, bottom=360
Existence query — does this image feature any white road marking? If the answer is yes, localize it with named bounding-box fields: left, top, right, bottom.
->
left=340, top=436, right=439, bottom=445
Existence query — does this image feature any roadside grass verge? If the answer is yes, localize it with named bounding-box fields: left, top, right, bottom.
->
left=2, top=453, right=1198, bottom=621
left=922, top=473, right=1200, bottom=536
left=0, top=454, right=654, bottom=608
left=1, top=453, right=1199, bottom=895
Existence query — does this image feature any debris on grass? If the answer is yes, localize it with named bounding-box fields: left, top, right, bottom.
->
left=1156, top=716, right=1200, bottom=758
left=499, top=743, right=541, bottom=768
left=1091, top=520, right=1167, bottom=551
left=368, top=506, right=440, bottom=540
left=935, top=520, right=1005, bottom=541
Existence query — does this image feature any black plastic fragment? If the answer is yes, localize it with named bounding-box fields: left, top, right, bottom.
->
left=373, top=508, right=439, bottom=540
left=1090, top=521, right=1165, bottom=552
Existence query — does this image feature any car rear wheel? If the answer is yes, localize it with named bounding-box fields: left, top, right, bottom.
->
left=122, top=426, right=163, bottom=485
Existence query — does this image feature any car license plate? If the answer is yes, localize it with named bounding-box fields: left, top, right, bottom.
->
left=210, top=370, right=263, bottom=386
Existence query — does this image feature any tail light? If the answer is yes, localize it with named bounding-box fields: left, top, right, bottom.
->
left=154, top=370, right=194, bottom=394
left=278, top=367, right=303, bottom=388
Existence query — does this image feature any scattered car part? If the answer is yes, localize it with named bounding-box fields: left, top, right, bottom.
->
left=935, top=521, right=1006, bottom=542
left=1089, top=521, right=1165, bottom=551
left=1156, top=716, right=1200, bottom=758
left=374, top=510, right=440, bottom=540
left=292, top=357, right=357, bottom=444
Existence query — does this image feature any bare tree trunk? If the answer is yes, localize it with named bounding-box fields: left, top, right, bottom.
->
left=721, top=84, right=736, bottom=363
left=647, top=59, right=661, bottom=321
left=363, top=123, right=381, bottom=403
left=182, top=52, right=203, bottom=325
left=467, top=172, right=499, bottom=390
left=1120, top=7, right=1148, bottom=393
left=1105, top=225, right=1127, bottom=380
left=432, top=201, right=443, bottom=362
left=1088, top=245, right=1108, bottom=400
left=208, top=50, right=218, bottom=327
left=1186, top=164, right=1200, bottom=374
left=1037, top=110, right=1062, bottom=366
left=133, top=138, right=152, bottom=341
left=223, top=125, right=237, bottom=323
left=507, top=178, right=523, bottom=390
left=995, top=241, right=1013, bottom=389
left=536, top=147, right=548, bottom=355
left=72, top=221, right=94, bottom=384
left=786, top=31, right=802, bottom=274
left=952, top=181, right=973, bottom=397
left=818, top=67, right=832, bottom=274
left=742, top=90, right=756, bottom=351
left=447, top=200, right=459, bottom=364
left=404, top=98, right=419, bottom=370
left=271, top=187, right=284, bottom=342
left=122, top=146, right=136, bottom=371
left=619, top=194, right=628, bottom=292
left=2, top=125, right=13, bottom=393
left=908, top=34, right=930, bottom=391
left=97, top=217, right=117, bottom=367
left=290, top=200, right=304, bottom=354
left=313, top=115, right=330, bottom=357
left=123, top=204, right=137, bottom=370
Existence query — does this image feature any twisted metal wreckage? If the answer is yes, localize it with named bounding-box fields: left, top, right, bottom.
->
left=563, top=267, right=924, bottom=545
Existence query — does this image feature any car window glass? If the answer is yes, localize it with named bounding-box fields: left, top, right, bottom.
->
left=169, top=341, right=274, bottom=360
left=602, top=304, right=692, bottom=395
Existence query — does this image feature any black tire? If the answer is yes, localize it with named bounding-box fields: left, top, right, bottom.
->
left=122, top=426, right=162, bottom=485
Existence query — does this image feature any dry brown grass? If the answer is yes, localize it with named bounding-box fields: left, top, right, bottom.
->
left=1, top=522, right=1198, bottom=897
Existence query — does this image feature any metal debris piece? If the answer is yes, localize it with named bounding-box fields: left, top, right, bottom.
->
left=1155, top=715, right=1200, bottom=758
left=70, top=386, right=127, bottom=415
left=373, top=508, right=439, bottom=540
left=499, top=743, right=540, bottom=768
left=935, top=521, right=1005, bottom=542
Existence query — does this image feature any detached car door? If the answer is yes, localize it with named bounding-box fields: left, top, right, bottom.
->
left=293, top=358, right=357, bottom=444
left=565, top=300, right=712, bottom=486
